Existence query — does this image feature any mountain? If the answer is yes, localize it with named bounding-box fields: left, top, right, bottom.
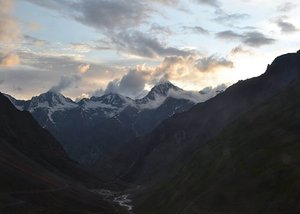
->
left=7, top=81, right=224, bottom=164
left=0, top=92, right=123, bottom=213
left=137, top=69, right=300, bottom=214
left=136, top=80, right=181, bottom=105
left=102, top=51, right=300, bottom=185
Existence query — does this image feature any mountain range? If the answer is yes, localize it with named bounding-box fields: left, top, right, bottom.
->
left=2, top=50, right=300, bottom=213
left=6, top=81, right=225, bottom=164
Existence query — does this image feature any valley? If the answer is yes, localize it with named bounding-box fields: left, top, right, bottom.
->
left=2, top=50, right=300, bottom=213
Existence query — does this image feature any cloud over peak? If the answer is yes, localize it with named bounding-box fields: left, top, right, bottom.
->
left=49, top=75, right=81, bottom=93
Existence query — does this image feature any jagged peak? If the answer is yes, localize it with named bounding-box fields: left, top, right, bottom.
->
left=79, top=93, right=133, bottom=110
left=149, top=80, right=182, bottom=98
left=29, top=91, right=77, bottom=109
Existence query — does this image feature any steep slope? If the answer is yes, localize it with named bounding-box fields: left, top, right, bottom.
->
left=105, top=51, right=300, bottom=184
left=137, top=75, right=300, bottom=214
left=0, top=93, right=123, bottom=213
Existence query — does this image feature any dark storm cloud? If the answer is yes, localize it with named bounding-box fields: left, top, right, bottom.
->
left=274, top=18, right=298, bottom=33
left=50, top=75, right=81, bottom=93
left=182, top=26, right=209, bottom=35
left=110, top=30, right=193, bottom=58
left=216, top=30, right=276, bottom=47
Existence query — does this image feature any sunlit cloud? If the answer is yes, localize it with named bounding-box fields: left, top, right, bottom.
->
left=78, top=64, right=90, bottom=74
left=0, top=0, right=22, bottom=67
left=0, top=53, right=20, bottom=67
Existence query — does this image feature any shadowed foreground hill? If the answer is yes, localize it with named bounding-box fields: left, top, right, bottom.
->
left=137, top=75, right=300, bottom=213
left=0, top=93, right=123, bottom=213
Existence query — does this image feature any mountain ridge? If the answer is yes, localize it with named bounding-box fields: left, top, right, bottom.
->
left=6, top=81, right=224, bottom=164
left=136, top=72, right=300, bottom=214
left=102, top=51, right=300, bottom=185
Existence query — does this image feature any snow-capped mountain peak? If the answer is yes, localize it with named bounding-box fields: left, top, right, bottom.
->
left=148, top=81, right=181, bottom=99
left=29, top=91, right=77, bottom=110
left=135, top=81, right=183, bottom=109
left=79, top=93, right=133, bottom=110
left=91, top=93, right=132, bottom=108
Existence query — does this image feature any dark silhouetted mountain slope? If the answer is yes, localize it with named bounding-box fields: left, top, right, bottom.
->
left=137, top=72, right=300, bottom=214
left=0, top=93, right=124, bottom=213
left=104, top=51, right=300, bottom=185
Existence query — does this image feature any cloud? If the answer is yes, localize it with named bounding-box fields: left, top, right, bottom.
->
left=26, top=0, right=150, bottom=31
left=151, top=0, right=179, bottom=5
left=277, top=2, right=297, bottom=12
left=168, top=83, right=227, bottom=103
left=194, top=0, right=220, bottom=8
left=104, top=79, right=119, bottom=95
left=274, top=17, right=298, bottom=33
left=118, top=70, right=146, bottom=97
left=49, top=75, right=81, bottom=93
left=110, top=30, right=193, bottom=59
left=28, top=22, right=41, bottom=31
left=0, top=0, right=22, bottom=67
left=149, top=54, right=234, bottom=83
left=72, top=0, right=148, bottom=30
left=0, top=53, right=20, bottom=67
left=230, top=45, right=252, bottom=56
left=23, top=35, right=49, bottom=47
left=216, top=30, right=276, bottom=47
left=216, top=30, right=243, bottom=40
left=182, top=26, right=209, bottom=35
left=0, top=0, right=21, bottom=43
left=78, top=64, right=90, bottom=74
left=213, top=9, right=250, bottom=26
left=196, top=55, right=233, bottom=72
left=149, top=24, right=173, bottom=36
left=26, top=0, right=184, bottom=32
left=92, top=89, right=104, bottom=97
left=243, top=32, right=275, bottom=47
left=104, top=70, right=146, bottom=98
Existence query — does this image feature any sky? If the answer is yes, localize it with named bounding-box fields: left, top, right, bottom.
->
left=0, top=0, right=299, bottom=100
